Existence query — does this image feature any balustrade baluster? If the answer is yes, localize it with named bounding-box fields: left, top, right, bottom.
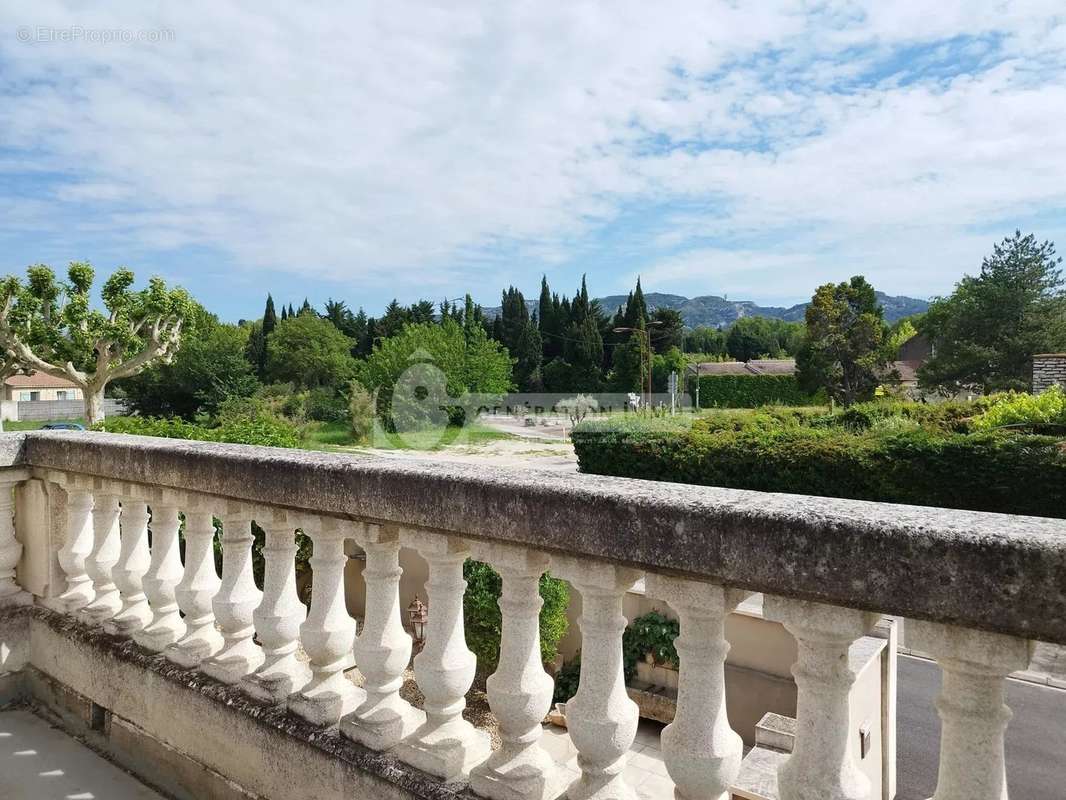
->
left=470, top=542, right=562, bottom=800
left=764, top=597, right=878, bottom=800
left=243, top=509, right=310, bottom=702
left=394, top=531, right=490, bottom=781
left=646, top=575, right=749, bottom=800
left=908, top=621, right=1032, bottom=800
left=102, top=492, right=152, bottom=635
left=52, top=473, right=95, bottom=613
left=289, top=517, right=360, bottom=726
left=79, top=482, right=122, bottom=625
left=202, top=502, right=263, bottom=682
left=166, top=499, right=223, bottom=667
left=341, top=523, right=424, bottom=749
left=134, top=490, right=186, bottom=652
left=550, top=557, right=642, bottom=800
left=0, top=468, right=30, bottom=607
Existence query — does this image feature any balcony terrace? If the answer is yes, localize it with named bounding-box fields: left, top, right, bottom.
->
left=0, top=430, right=1064, bottom=800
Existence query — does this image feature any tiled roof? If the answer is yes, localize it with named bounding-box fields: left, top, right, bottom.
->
left=695, top=359, right=798, bottom=376
left=5, top=372, right=80, bottom=389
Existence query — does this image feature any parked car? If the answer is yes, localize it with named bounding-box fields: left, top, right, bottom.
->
left=41, top=422, right=86, bottom=431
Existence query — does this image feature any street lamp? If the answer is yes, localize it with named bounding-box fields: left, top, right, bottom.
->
left=407, top=595, right=428, bottom=650
left=613, top=321, right=663, bottom=408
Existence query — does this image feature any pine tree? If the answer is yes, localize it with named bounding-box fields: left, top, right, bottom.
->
left=281, top=304, right=288, bottom=321
left=300, top=298, right=312, bottom=315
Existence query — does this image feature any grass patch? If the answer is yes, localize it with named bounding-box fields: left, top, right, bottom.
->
left=362, top=420, right=515, bottom=451
left=3, top=419, right=85, bottom=431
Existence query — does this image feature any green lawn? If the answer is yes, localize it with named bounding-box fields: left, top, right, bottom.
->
left=2, top=419, right=86, bottom=431
left=302, top=419, right=517, bottom=451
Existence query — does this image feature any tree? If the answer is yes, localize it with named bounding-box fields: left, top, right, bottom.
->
left=610, top=316, right=649, bottom=393
left=359, top=319, right=512, bottom=428
left=651, top=308, right=684, bottom=353
left=0, top=348, right=28, bottom=432
left=323, top=298, right=356, bottom=336
left=724, top=317, right=804, bottom=361
left=796, top=276, right=888, bottom=405
left=266, top=312, right=357, bottom=388
left=262, top=295, right=278, bottom=337
left=123, top=310, right=258, bottom=419
left=514, top=319, right=544, bottom=391
left=919, top=231, right=1066, bottom=394
left=497, top=286, right=529, bottom=354
left=0, top=262, right=192, bottom=424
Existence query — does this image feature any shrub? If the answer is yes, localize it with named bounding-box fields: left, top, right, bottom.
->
left=689, top=374, right=815, bottom=408
left=557, top=394, right=599, bottom=426
left=552, top=653, right=581, bottom=704
left=971, top=387, right=1066, bottom=433
left=463, top=559, right=570, bottom=675
left=349, top=381, right=375, bottom=443
left=305, top=387, right=348, bottom=422
left=572, top=406, right=1066, bottom=518
left=553, top=611, right=682, bottom=704
left=98, top=405, right=300, bottom=449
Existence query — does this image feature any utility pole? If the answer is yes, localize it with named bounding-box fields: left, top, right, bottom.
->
left=614, top=320, right=662, bottom=408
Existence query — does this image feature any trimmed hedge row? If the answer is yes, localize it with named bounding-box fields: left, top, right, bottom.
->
left=572, top=414, right=1066, bottom=518
left=689, top=373, right=815, bottom=408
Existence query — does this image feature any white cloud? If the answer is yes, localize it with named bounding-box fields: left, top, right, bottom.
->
left=1, top=1, right=1065, bottom=304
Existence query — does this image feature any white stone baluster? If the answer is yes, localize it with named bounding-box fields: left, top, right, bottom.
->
left=134, top=491, right=186, bottom=652
left=908, top=621, right=1032, bottom=800
left=550, top=557, right=642, bottom=800
left=166, top=499, right=223, bottom=667
left=289, top=517, right=360, bottom=725
left=243, top=509, right=310, bottom=702
left=395, top=531, right=490, bottom=781
left=764, top=597, right=878, bottom=800
left=0, top=468, right=30, bottom=607
left=646, top=575, right=749, bottom=800
left=104, top=493, right=153, bottom=635
left=202, top=503, right=263, bottom=683
left=470, top=542, right=562, bottom=800
left=342, top=523, right=424, bottom=749
left=79, top=482, right=122, bottom=625
left=51, top=472, right=95, bottom=613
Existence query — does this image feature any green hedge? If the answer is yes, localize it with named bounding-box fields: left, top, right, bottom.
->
left=689, top=373, right=815, bottom=408
left=98, top=413, right=300, bottom=448
left=572, top=409, right=1066, bottom=518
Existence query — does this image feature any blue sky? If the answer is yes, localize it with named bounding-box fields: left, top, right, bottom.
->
left=2, top=2, right=1065, bottom=322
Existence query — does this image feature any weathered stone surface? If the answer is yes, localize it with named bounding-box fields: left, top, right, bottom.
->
left=20, top=604, right=473, bottom=800
left=7, top=430, right=1066, bottom=644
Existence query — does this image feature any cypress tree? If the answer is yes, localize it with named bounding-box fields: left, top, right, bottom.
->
left=263, top=294, right=278, bottom=336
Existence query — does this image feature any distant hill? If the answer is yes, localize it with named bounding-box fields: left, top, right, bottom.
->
left=486, top=291, right=928, bottom=327
left=594, top=291, right=928, bottom=327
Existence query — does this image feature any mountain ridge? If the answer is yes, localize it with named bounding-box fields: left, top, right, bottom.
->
left=486, top=291, right=928, bottom=327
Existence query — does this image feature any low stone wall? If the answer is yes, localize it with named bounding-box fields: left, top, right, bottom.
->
left=14, top=398, right=126, bottom=421
left=1033, top=353, right=1066, bottom=393
left=6, top=604, right=461, bottom=800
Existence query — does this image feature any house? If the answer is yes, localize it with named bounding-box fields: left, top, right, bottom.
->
left=4, top=372, right=83, bottom=402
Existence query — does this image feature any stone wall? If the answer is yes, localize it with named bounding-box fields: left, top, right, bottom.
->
left=1033, top=353, right=1066, bottom=393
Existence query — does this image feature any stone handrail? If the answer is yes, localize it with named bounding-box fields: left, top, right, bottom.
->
left=1, top=429, right=1063, bottom=800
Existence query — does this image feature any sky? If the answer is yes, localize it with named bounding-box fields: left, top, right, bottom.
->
left=2, top=2, right=1065, bottom=322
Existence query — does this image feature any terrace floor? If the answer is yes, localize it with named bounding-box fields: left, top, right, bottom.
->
left=0, top=708, right=163, bottom=800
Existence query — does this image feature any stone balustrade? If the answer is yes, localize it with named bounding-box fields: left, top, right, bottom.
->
left=1, top=431, right=1064, bottom=800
